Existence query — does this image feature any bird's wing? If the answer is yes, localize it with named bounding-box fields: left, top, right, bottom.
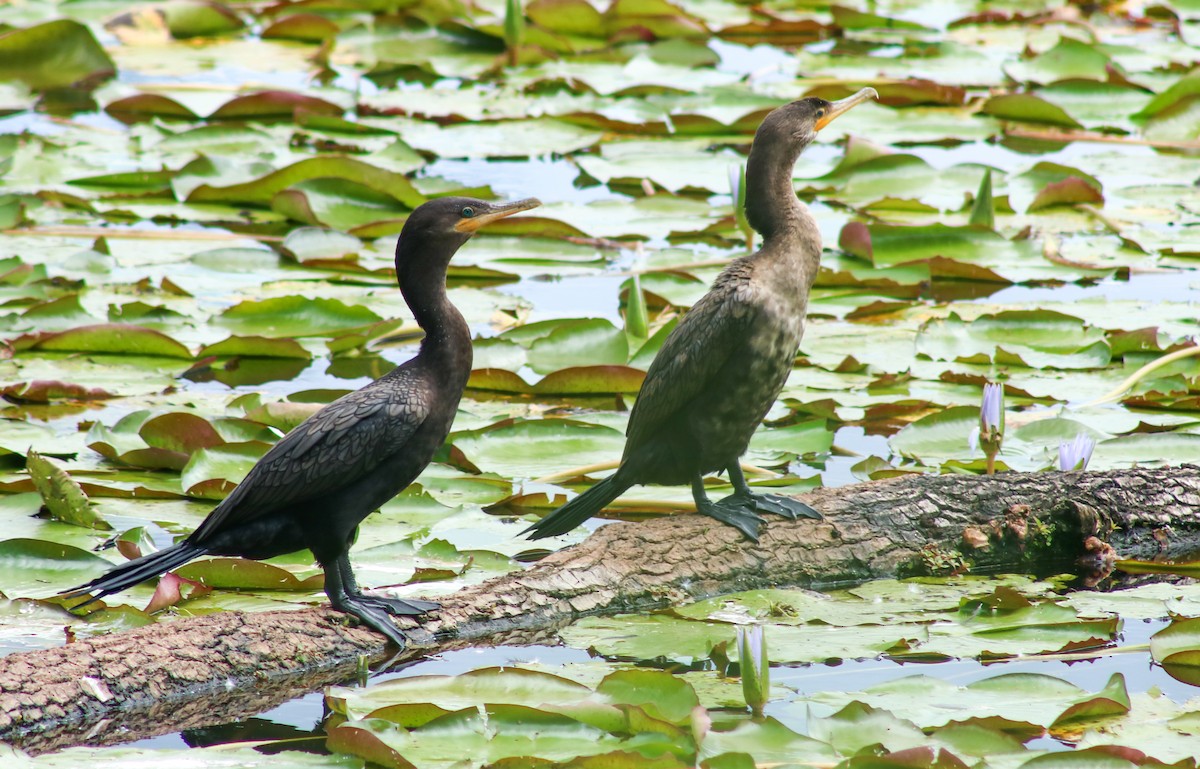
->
left=190, top=373, right=430, bottom=540
left=624, top=276, right=759, bottom=452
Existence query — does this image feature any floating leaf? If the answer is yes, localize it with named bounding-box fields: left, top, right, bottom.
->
left=198, top=335, right=312, bottom=359
left=209, top=90, right=342, bottom=121
left=0, top=20, right=115, bottom=90
left=216, top=296, right=382, bottom=338
left=180, top=442, right=270, bottom=499
left=175, top=557, right=322, bottom=591
left=187, top=157, right=424, bottom=209
left=11, top=324, right=193, bottom=359
left=0, top=538, right=111, bottom=596
left=157, top=0, right=245, bottom=39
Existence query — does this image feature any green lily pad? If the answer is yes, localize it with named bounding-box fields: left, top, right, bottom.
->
left=215, top=296, right=383, bottom=338
left=175, top=558, right=323, bottom=591
left=452, top=419, right=627, bottom=479
left=0, top=538, right=112, bottom=597
left=187, top=157, right=424, bottom=209
left=0, top=19, right=114, bottom=90
left=156, top=0, right=245, bottom=39
left=11, top=324, right=193, bottom=359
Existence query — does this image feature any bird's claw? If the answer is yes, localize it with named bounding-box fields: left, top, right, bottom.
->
left=750, top=493, right=822, bottom=521
left=703, top=497, right=764, bottom=541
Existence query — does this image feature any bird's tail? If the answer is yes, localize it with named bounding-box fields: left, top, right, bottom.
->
left=522, top=473, right=631, bottom=540
left=62, top=542, right=207, bottom=610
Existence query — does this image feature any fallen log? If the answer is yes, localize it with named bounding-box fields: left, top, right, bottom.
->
left=3, top=466, right=1199, bottom=754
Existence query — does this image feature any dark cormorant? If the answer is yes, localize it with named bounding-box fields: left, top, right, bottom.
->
left=524, top=89, right=877, bottom=542
left=64, top=196, right=541, bottom=648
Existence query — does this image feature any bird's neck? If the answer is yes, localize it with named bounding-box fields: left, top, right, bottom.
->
left=398, top=260, right=473, bottom=375
left=744, top=137, right=821, bottom=258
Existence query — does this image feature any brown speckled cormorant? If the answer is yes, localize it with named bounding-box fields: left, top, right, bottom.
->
left=65, top=196, right=541, bottom=648
left=524, top=89, right=877, bottom=542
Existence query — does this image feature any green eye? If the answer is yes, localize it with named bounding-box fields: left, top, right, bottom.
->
left=461, top=206, right=475, bottom=218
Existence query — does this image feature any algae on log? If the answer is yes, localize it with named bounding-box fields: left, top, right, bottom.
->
left=3, top=466, right=1200, bottom=754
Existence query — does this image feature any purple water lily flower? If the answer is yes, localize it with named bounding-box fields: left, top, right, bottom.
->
left=979, top=383, right=1004, bottom=475
left=1059, top=433, right=1096, bottom=471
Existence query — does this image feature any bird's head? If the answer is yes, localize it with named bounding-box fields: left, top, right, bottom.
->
left=396, top=196, right=542, bottom=266
left=755, top=87, right=878, bottom=150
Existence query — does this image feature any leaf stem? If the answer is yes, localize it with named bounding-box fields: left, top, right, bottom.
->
left=1075, top=345, right=1200, bottom=409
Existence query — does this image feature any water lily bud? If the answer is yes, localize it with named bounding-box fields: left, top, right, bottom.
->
left=979, top=382, right=1004, bottom=475
left=1059, top=433, right=1096, bottom=471
left=736, top=624, right=769, bottom=717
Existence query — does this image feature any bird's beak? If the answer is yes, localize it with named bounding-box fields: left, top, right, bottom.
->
left=455, top=197, right=542, bottom=233
left=814, top=87, right=878, bottom=131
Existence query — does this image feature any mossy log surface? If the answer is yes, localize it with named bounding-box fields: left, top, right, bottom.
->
left=3, top=466, right=1199, bottom=754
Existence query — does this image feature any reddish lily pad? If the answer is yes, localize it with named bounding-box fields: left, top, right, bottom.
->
left=138, top=413, right=224, bottom=456
left=209, top=90, right=343, bottom=122
left=261, top=13, right=340, bottom=42
left=105, top=94, right=200, bottom=124
left=2, top=381, right=115, bottom=403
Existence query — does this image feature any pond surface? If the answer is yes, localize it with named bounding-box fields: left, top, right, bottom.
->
left=4, top=0, right=1200, bottom=766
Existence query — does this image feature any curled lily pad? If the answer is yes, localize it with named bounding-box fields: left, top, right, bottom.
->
left=26, top=450, right=110, bottom=531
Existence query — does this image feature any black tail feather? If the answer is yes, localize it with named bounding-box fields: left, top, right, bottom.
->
left=62, top=542, right=206, bottom=610
left=522, top=474, right=630, bottom=540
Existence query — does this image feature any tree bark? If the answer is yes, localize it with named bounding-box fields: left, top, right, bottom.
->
left=3, top=466, right=1199, bottom=754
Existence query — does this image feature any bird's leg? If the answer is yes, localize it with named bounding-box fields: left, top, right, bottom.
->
left=336, top=556, right=439, bottom=616
left=323, top=556, right=410, bottom=649
left=692, top=474, right=764, bottom=541
left=723, top=462, right=822, bottom=521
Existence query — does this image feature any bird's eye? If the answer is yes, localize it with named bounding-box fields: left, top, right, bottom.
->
left=461, top=206, right=475, bottom=218
left=815, top=108, right=826, bottom=119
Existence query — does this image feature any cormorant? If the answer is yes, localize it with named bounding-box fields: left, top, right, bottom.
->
left=524, top=89, right=877, bottom=542
left=64, top=196, right=541, bottom=648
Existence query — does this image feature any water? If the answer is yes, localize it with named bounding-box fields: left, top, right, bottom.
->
left=122, top=617, right=1195, bottom=753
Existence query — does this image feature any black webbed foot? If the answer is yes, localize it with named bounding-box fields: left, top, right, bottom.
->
left=749, top=493, right=822, bottom=521
left=700, top=495, right=764, bottom=541
left=355, top=594, right=440, bottom=616
left=329, top=593, right=411, bottom=649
